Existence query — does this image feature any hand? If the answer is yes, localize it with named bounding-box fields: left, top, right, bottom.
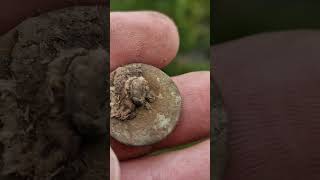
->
left=213, top=31, right=320, bottom=180
left=110, top=11, right=210, bottom=180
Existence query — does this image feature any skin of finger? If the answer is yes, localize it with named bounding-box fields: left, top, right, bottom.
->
left=110, top=147, right=121, bottom=180
left=213, top=31, right=320, bottom=180
left=0, top=0, right=101, bottom=35
left=120, top=139, right=210, bottom=180
left=111, top=72, right=210, bottom=160
left=110, top=11, right=179, bottom=70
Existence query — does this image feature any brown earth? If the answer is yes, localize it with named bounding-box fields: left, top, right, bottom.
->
left=0, top=6, right=108, bottom=180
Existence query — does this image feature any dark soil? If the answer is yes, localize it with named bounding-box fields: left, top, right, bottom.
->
left=0, top=6, right=108, bottom=180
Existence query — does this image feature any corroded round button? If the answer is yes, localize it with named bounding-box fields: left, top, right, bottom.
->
left=110, top=63, right=182, bottom=146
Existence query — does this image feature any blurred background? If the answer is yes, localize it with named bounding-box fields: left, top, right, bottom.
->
left=111, top=0, right=210, bottom=76
left=212, top=0, right=320, bottom=44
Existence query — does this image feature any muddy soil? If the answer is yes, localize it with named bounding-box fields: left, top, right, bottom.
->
left=0, top=6, right=108, bottom=180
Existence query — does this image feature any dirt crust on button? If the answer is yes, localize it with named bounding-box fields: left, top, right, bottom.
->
left=110, top=63, right=182, bottom=146
left=0, top=6, right=108, bottom=180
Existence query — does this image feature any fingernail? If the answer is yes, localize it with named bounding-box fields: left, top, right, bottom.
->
left=110, top=147, right=120, bottom=180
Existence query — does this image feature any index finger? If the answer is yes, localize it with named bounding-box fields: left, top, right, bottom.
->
left=111, top=11, right=179, bottom=70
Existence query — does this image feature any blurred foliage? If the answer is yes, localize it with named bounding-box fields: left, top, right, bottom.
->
left=212, top=0, right=320, bottom=44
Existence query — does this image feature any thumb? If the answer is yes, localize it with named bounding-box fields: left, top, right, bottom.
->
left=110, top=147, right=121, bottom=180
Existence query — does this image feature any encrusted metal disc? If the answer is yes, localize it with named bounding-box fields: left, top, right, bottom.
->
left=110, top=63, right=182, bottom=146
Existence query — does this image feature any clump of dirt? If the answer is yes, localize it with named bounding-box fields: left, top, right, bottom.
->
left=0, top=6, right=108, bottom=180
left=110, top=63, right=182, bottom=146
left=110, top=64, right=155, bottom=121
